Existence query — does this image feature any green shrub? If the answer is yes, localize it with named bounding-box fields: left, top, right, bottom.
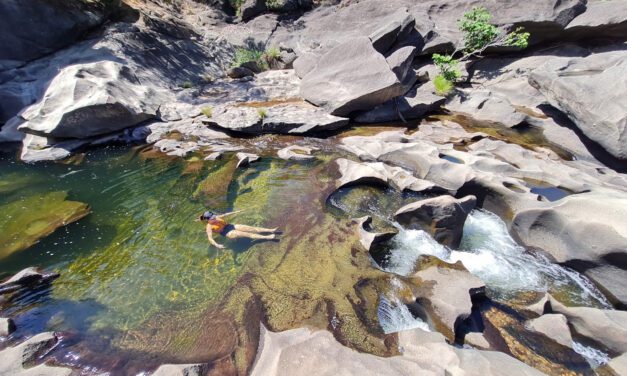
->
left=433, top=75, right=454, bottom=96
left=432, top=53, right=462, bottom=82
left=432, top=7, right=530, bottom=91
left=233, top=48, right=268, bottom=70
left=257, top=107, right=268, bottom=119
left=266, top=0, right=283, bottom=10
left=229, top=0, right=244, bottom=11
left=265, top=46, right=281, bottom=61
left=181, top=81, right=193, bottom=89
left=201, top=106, right=213, bottom=118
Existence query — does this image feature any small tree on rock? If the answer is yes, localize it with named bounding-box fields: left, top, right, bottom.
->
left=433, top=7, right=530, bottom=96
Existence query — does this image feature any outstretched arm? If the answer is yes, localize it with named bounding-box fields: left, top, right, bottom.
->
left=217, top=209, right=244, bottom=219
left=206, top=225, right=224, bottom=249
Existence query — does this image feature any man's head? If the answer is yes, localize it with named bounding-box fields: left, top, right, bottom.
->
left=199, top=211, right=216, bottom=221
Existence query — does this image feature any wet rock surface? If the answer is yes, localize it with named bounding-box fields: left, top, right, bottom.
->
left=395, top=195, right=477, bottom=248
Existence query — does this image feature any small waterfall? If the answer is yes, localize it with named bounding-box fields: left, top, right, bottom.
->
left=572, top=341, right=610, bottom=368
left=383, top=210, right=611, bottom=307
left=377, top=278, right=429, bottom=334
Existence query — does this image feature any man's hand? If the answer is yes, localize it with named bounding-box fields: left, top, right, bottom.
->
left=214, top=243, right=225, bottom=249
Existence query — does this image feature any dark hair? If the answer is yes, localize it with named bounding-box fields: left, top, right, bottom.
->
left=199, top=211, right=215, bottom=221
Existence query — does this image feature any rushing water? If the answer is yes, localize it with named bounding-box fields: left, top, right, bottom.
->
left=385, top=210, right=611, bottom=307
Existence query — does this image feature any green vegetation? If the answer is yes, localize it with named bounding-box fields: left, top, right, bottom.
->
left=233, top=48, right=268, bottom=70
left=432, top=7, right=530, bottom=96
left=232, top=46, right=283, bottom=71
left=257, top=107, right=268, bottom=119
left=265, top=0, right=283, bottom=10
left=201, top=73, right=214, bottom=83
left=434, top=74, right=455, bottom=96
left=201, top=106, right=213, bottom=118
left=180, top=81, right=193, bottom=89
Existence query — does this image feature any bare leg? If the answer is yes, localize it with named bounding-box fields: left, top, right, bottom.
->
left=233, top=224, right=278, bottom=234
left=226, top=230, right=276, bottom=240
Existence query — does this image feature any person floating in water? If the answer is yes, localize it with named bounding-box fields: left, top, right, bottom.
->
left=198, top=210, right=279, bottom=249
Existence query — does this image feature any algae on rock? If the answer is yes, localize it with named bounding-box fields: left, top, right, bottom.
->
left=0, top=191, right=90, bottom=260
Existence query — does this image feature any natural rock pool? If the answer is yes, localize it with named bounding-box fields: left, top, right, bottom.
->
left=0, top=131, right=616, bottom=374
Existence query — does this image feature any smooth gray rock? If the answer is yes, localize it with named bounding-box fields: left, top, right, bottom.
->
left=293, top=52, right=320, bottom=79
left=355, top=82, right=444, bottom=123
left=152, top=363, right=208, bottom=376
left=368, top=9, right=415, bottom=54
left=395, top=195, right=477, bottom=248
left=154, top=139, right=200, bottom=158
left=607, top=353, right=627, bottom=376
left=236, top=152, right=260, bottom=168
left=0, top=317, right=16, bottom=336
left=17, top=61, right=164, bottom=139
left=0, top=332, right=73, bottom=376
left=413, top=261, right=485, bottom=338
left=548, top=296, right=627, bottom=354
left=335, top=158, right=436, bottom=192
left=584, top=266, right=627, bottom=309
left=250, top=325, right=543, bottom=376
left=565, top=0, right=627, bottom=39
left=385, top=46, right=417, bottom=85
left=277, top=145, right=317, bottom=161
left=525, top=314, right=572, bottom=348
left=529, top=50, right=627, bottom=160
left=354, top=216, right=397, bottom=253
left=300, top=37, right=408, bottom=117
left=512, top=191, right=627, bottom=267
left=465, top=332, right=490, bottom=349
left=207, top=103, right=349, bottom=135
left=445, top=91, right=530, bottom=128
left=0, top=0, right=107, bottom=71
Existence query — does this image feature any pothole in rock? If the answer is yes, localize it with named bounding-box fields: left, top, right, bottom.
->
left=521, top=178, right=576, bottom=202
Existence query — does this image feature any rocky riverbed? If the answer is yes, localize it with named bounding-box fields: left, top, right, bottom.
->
left=1, top=0, right=626, bottom=375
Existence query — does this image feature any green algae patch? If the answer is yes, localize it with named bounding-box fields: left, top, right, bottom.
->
left=193, top=158, right=238, bottom=211
left=0, top=191, right=90, bottom=260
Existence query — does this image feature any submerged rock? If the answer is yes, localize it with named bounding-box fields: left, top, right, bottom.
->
left=0, top=267, right=60, bottom=293
left=394, top=195, right=477, bottom=248
left=0, top=192, right=90, bottom=261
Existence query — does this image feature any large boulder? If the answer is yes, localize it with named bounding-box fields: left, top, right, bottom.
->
left=529, top=50, right=627, bottom=160
left=300, top=37, right=411, bottom=117
left=239, top=0, right=267, bottom=22
left=394, top=195, right=477, bottom=248
left=565, top=0, right=627, bottom=40
left=17, top=61, right=165, bottom=139
left=0, top=0, right=108, bottom=71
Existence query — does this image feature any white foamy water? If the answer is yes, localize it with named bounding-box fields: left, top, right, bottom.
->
left=572, top=341, right=610, bottom=368
left=378, top=278, right=430, bottom=334
left=384, top=210, right=611, bottom=306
